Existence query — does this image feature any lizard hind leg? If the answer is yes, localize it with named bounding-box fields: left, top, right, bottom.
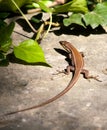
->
left=81, top=69, right=102, bottom=82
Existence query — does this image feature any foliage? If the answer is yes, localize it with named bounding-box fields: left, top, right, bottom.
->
left=0, top=21, right=14, bottom=66
left=0, top=0, right=107, bottom=66
left=0, top=0, right=30, bottom=12
left=63, top=1, right=107, bottom=29
left=53, top=0, right=88, bottom=13
left=14, top=39, right=47, bottom=64
left=0, top=15, right=48, bottom=66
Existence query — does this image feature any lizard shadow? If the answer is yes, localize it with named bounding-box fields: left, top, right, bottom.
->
left=54, top=48, right=75, bottom=77
left=54, top=48, right=71, bottom=64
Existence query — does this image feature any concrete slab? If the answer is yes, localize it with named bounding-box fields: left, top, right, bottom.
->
left=0, top=14, right=107, bottom=130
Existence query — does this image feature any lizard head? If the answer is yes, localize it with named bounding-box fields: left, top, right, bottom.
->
left=59, top=41, right=71, bottom=53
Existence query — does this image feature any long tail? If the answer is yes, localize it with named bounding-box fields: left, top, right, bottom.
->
left=3, top=71, right=80, bottom=116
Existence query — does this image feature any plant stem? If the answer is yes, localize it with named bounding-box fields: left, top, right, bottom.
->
left=43, top=12, right=52, bottom=38
left=11, top=0, right=37, bottom=33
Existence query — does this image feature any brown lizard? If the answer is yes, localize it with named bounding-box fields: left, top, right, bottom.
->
left=2, top=41, right=101, bottom=116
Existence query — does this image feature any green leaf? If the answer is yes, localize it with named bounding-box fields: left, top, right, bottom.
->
left=63, top=13, right=85, bottom=27
left=53, top=0, right=88, bottom=14
left=0, top=22, right=15, bottom=52
left=83, top=2, right=107, bottom=28
left=31, top=13, right=43, bottom=23
left=37, top=1, right=52, bottom=13
left=0, top=52, right=5, bottom=61
left=94, top=2, right=107, bottom=26
left=83, top=12, right=103, bottom=29
left=70, top=0, right=89, bottom=13
left=13, top=39, right=47, bottom=64
left=0, top=0, right=29, bottom=12
left=0, top=19, right=7, bottom=30
left=0, top=38, right=12, bottom=52
left=0, top=52, right=9, bottom=66
left=0, top=12, right=10, bottom=19
left=32, top=0, right=53, bottom=9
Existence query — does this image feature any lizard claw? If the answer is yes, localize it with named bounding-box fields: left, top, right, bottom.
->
left=52, top=70, right=65, bottom=75
left=89, top=75, right=102, bottom=82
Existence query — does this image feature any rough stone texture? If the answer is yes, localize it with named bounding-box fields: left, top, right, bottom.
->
left=0, top=14, right=107, bottom=130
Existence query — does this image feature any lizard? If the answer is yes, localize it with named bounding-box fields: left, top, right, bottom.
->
left=2, top=41, right=101, bottom=116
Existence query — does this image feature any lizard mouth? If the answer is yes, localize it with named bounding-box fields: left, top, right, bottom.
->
left=59, top=41, right=64, bottom=45
left=59, top=41, right=66, bottom=48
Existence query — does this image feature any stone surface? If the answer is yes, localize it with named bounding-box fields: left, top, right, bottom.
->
left=0, top=14, right=107, bottom=130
